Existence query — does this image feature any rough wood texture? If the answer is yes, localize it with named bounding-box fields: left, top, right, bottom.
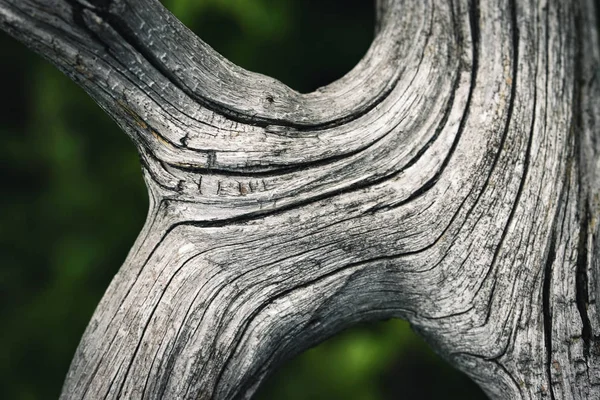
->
left=1, top=0, right=599, bottom=398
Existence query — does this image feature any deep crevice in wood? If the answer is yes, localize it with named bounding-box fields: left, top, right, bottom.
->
left=576, top=199, right=593, bottom=357
left=573, top=0, right=596, bottom=360
left=543, top=228, right=558, bottom=400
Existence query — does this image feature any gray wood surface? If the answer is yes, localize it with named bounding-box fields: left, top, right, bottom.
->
left=1, top=0, right=599, bottom=398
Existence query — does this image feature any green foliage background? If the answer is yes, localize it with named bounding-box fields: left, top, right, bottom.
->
left=0, top=1, right=488, bottom=399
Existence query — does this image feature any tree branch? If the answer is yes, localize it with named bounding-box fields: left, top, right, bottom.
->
left=1, top=0, right=598, bottom=398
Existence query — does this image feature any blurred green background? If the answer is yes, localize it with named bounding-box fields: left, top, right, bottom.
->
left=0, top=1, right=488, bottom=399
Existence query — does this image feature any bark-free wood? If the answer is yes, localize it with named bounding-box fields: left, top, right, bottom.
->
left=1, top=0, right=599, bottom=398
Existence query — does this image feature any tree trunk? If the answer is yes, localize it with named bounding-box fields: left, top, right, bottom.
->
left=1, top=0, right=599, bottom=398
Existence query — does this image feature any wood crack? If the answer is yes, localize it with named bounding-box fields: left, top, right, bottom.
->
left=542, top=226, right=557, bottom=400
left=573, top=0, right=596, bottom=361
left=576, top=203, right=593, bottom=357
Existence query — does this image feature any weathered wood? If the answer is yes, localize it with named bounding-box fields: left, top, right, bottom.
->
left=1, top=0, right=598, bottom=398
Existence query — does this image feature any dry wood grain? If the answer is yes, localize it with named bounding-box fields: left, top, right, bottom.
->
left=1, top=0, right=599, bottom=398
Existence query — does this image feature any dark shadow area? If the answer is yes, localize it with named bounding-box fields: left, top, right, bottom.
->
left=255, top=319, right=488, bottom=400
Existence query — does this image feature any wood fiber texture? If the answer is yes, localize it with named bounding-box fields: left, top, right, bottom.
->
left=1, top=0, right=599, bottom=398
